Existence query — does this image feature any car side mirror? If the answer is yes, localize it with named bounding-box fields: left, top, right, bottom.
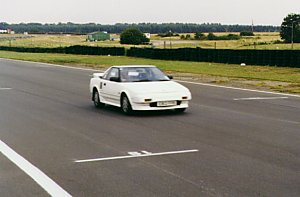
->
left=93, top=73, right=104, bottom=78
left=168, top=75, right=173, bottom=80
left=110, top=77, right=120, bottom=82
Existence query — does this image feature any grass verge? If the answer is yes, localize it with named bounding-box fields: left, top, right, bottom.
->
left=0, top=50, right=299, bottom=94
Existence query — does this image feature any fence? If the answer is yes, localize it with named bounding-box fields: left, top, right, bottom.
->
left=1, top=45, right=300, bottom=67
left=127, top=47, right=300, bottom=68
left=0, top=45, right=125, bottom=56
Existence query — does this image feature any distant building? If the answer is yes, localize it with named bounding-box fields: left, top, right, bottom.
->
left=144, top=33, right=151, bottom=39
left=0, top=29, right=15, bottom=34
left=87, top=32, right=110, bottom=42
left=0, top=29, right=8, bottom=34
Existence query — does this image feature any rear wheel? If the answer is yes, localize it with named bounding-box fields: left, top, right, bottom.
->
left=93, top=90, right=104, bottom=108
left=121, top=95, right=133, bottom=115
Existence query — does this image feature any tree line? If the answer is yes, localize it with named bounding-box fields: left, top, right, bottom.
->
left=0, top=22, right=279, bottom=34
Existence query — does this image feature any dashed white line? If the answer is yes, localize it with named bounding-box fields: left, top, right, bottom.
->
left=75, top=149, right=199, bottom=163
left=233, top=97, right=289, bottom=101
left=0, top=140, right=72, bottom=197
left=0, top=87, right=12, bottom=90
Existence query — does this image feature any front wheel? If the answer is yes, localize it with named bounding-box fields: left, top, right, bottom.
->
left=93, top=90, right=104, bottom=108
left=121, top=95, right=133, bottom=115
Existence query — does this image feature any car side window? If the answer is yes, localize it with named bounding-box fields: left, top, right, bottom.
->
left=102, top=68, right=111, bottom=79
left=104, top=68, right=119, bottom=80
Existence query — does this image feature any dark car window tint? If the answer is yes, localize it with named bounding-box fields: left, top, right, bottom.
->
left=120, top=67, right=169, bottom=82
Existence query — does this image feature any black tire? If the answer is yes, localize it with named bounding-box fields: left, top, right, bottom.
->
left=174, top=108, right=186, bottom=113
left=93, top=90, right=104, bottom=108
left=121, top=94, right=133, bottom=115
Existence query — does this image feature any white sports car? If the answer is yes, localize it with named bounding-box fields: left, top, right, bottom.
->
left=89, top=65, right=192, bottom=114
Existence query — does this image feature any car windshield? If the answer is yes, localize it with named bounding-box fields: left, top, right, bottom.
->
left=119, top=67, right=170, bottom=82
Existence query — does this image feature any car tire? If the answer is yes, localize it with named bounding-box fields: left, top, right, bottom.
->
left=175, top=108, right=186, bottom=113
left=93, top=90, right=104, bottom=108
left=121, top=94, right=133, bottom=115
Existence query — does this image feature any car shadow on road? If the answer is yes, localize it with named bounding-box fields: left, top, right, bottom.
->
left=88, top=104, right=188, bottom=118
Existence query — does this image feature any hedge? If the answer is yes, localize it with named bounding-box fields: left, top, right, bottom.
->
left=0, top=45, right=125, bottom=56
left=127, top=47, right=300, bottom=68
left=1, top=45, right=300, bottom=68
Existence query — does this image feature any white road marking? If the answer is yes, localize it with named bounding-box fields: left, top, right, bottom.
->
left=0, top=58, right=100, bottom=72
left=1, top=58, right=300, bottom=98
left=176, top=80, right=300, bottom=98
left=75, top=149, right=199, bottom=163
left=0, top=87, right=12, bottom=90
left=233, top=97, right=289, bottom=101
left=0, top=140, right=72, bottom=197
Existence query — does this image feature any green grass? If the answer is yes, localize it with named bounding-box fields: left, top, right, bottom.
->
left=151, top=32, right=300, bottom=50
left=0, top=50, right=299, bottom=84
left=0, top=34, right=144, bottom=49
left=1, top=32, right=300, bottom=93
left=1, top=32, right=300, bottom=50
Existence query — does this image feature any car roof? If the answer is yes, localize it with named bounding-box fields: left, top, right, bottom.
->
left=112, top=65, right=156, bottom=68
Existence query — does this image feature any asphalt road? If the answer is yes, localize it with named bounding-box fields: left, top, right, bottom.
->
left=0, top=58, right=299, bottom=197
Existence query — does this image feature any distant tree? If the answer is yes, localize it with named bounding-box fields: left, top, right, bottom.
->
left=207, top=33, right=217, bottom=40
left=225, top=34, right=240, bottom=40
left=280, top=13, right=300, bottom=43
left=1, top=22, right=281, bottom=34
left=180, top=34, right=193, bottom=40
left=185, top=34, right=191, bottom=40
left=207, top=33, right=240, bottom=40
left=194, top=32, right=206, bottom=40
left=240, top=31, right=254, bottom=36
left=120, top=28, right=150, bottom=45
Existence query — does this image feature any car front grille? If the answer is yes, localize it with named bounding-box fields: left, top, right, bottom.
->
left=150, top=101, right=181, bottom=107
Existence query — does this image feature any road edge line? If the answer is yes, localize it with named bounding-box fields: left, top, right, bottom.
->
left=176, top=80, right=300, bottom=98
left=0, top=140, right=72, bottom=197
left=1, top=57, right=299, bottom=98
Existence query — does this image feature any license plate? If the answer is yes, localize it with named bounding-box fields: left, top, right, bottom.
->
left=157, top=101, right=177, bottom=107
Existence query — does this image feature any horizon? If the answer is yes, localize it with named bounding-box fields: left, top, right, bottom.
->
left=2, top=0, right=299, bottom=26
left=1, top=21, right=280, bottom=27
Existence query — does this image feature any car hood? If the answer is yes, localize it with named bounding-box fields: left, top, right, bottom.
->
left=122, top=81, right=189, bottom=94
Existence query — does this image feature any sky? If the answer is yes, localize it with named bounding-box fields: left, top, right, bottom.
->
left=1, top=0, right=300, bottom=25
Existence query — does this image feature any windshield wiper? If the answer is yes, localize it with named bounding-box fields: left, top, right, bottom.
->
left=132, top=79, right=152, bottom=82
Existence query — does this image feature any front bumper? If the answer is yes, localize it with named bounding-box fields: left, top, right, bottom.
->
left=130, top=92, right=191, bottom=111
left=131, top=100, right=189, bottom=111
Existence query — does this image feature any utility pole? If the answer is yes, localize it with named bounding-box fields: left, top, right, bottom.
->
left=291, top=21, right=295, bottom=50
left=169, top=30, right=172, bottom=49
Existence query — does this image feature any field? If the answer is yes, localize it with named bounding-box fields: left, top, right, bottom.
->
left=1, top=32, right=300, bottom=50
left=0, top=50, right=299, bottom=94
left=1, top=32, right=300, bottom=94
left=151, top=32, right=293, bottom=49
